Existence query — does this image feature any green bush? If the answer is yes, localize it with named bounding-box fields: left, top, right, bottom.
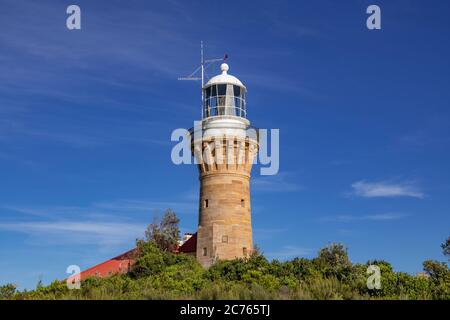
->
left=423, top=260, right=450, bottom=300
left=149, top=258, right=205, bottom=294
left=5, top=241, right=450, bottom=300
left=0, top=284, right=17, bottom=300
left=291, top=277, right=362, bottom=300
left=314, top=243, right=353, bottom=281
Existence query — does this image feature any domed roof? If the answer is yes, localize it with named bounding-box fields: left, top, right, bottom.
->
left=205, top=63, right=245, bottom=88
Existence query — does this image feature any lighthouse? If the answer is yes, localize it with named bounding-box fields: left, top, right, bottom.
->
left=190, top=62, right=259, bottom=267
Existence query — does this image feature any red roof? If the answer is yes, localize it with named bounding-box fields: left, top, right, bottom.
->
left=67, top=233, right=197, bottom=282
left=68, top=249, right=136, bottom=282
left=178, top=233, right=197, bottom=253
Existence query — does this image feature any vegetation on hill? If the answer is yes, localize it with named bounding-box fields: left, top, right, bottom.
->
left=1, top=211, right=449, bottom=300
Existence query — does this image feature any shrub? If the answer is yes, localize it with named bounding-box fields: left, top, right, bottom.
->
left=282, top=257, right=321, bottom=280
left=6, top=240, right=450, bottom=300
left=423, top=260, right=450, bottom=300
left=314, top=243, right=353, bottom=280
left=130, top=240, right=174, bottom=278
left=149, top=257, right=205, bottom=294
left=206, top=255, right=270, bottom=282
left=291, top=277, right=361, bottom=300
left=0, top=284, right=17, bottom=300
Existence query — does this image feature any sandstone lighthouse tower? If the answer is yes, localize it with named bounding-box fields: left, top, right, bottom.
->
left=190, top=62, right=258, bottom=268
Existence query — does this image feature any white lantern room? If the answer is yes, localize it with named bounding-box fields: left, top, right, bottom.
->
left=203, top=63, right=247, bottom=119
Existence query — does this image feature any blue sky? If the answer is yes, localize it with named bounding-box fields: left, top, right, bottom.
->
left=0, top=0, right=449, bottom=289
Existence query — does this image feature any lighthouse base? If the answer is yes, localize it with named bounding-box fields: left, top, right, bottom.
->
left=196, top=173, right=253, bottom=268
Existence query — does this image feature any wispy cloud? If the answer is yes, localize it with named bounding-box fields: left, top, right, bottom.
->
left=319, top=213, right=408, bottom=223
left=3, top=198, right=197, bottom=220
left=0, top=221, right=144, bottom=246
left=92, top=199, right=197, bottom=216
left=244, top=73, right=314, bottom=96
left=253, top=227, right=288, bottom=241
left=260, top=7, right=323, bottom=39
left=252, top=172, right=302, bottom=193
left=396, top=115, right=450, bottom=150
left=350, top=180, right=424, bottom=199
left=265, top=246, right=312, bottom=260
left=0, top=115, right=172, bottom=149
left=2, top=205, right=94, bottom=219
left=0, top=0, right=197, bottom=151
left=0, top=197, right=198, bottom=249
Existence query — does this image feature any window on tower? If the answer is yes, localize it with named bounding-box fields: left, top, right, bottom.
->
left=203, top=247, right=207, bottom=256
left=217, top=84, right=226, bottom=96
left=204, top=199, right=209, bottom=208
left=204, top=86, right=211, bottom=99
left=233, top=85, right=241, bottom=97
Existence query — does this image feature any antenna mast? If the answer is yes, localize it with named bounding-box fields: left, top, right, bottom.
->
left=201, top=40, right=204, bottom=90
left=201, top=41, right=204, bottom=118
left=177, top=41, right=226, bottom=118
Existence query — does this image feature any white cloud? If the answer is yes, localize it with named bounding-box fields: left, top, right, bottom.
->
left=351, top=180, right=424, bottom=199
left=364, top=213, right=407, bottom=221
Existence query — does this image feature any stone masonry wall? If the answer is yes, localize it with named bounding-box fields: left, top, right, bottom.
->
left=193, top=136, right=258, bottom=267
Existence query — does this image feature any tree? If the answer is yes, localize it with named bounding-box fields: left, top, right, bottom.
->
left=317, top=243, right=350, bottom=266
left=0, top=284, right=17, bottom=300
left=144, top=209, right=180, bottom=252
left=423, top=260, right=448, bottom=279
left=315, top=243, right=353, bottom=280
left=442, top=236, right=450, bottom=260
left=422, top=260, right=450, bottom=299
